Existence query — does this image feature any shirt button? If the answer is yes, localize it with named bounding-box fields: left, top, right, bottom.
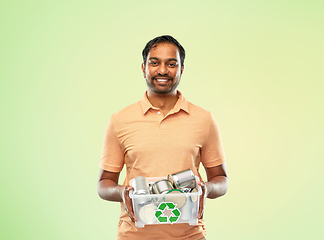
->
left=161, top=121, right=164, bottom=124
left=157, top=111, right=161, bottom=115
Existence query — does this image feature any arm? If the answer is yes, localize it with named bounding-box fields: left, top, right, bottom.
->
left=198, top=162, right=228, bottom=218
left=97, top=169, right=137, bottom=222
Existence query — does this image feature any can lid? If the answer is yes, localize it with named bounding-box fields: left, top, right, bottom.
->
left=138, top=204, right=157, bottom=224
left=166, top=189, right=183, bottom=193
left=164, top=189, right=186, bottom=208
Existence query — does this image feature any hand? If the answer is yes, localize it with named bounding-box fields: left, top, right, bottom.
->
left=121, top=185, right=137, bottom=222
left=197, top=181, right=208, bottom=219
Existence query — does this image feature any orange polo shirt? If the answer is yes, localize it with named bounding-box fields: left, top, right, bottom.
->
left=100, top=91, right=226, bottom=240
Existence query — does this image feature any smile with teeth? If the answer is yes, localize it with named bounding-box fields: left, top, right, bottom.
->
left=155, top=78, right=170, bottom=82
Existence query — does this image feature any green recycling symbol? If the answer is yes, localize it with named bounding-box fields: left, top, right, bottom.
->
left=155, top=202, right=181, bottom=224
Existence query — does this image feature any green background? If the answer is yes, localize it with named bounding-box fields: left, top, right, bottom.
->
left=1, top=0, right=323, bottom=239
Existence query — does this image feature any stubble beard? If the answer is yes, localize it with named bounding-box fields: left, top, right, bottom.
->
left=145, top=77, right=180, bottom=94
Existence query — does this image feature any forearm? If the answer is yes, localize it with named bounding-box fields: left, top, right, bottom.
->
left=97, top=179, right=124, bottom=202
left=206, top=176, right=228, bottom=199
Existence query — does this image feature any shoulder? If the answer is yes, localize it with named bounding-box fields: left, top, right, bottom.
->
left=110, top=101, right=142, bottom=123
left=187, top=101, right=213, bottom=121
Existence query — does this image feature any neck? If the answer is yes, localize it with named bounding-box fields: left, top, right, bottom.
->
left=146, top=90, right=179, bottom=115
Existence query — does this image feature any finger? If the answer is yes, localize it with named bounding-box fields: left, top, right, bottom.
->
left=198, top=181, right=204, bottom=186
left=123, top=191, right=136, bottom=222
left=124, top=186, right=137, bottom=222
left=198, top=182, right=206, bottom=219
left=197, top=198, right=203, bottom=218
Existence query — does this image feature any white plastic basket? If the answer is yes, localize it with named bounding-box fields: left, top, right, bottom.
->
left=129, top=176, right=202, bottom=228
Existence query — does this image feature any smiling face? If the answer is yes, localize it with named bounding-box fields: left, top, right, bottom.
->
left=142, top=43, right=184, bottom=95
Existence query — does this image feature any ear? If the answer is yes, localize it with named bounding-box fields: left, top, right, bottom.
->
left=141, top=63, right=146, bottom=78
left=180, top=65, right=184, bottom=75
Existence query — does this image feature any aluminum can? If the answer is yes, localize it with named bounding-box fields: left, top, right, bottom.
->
left=133, top=176, right=149, bottom=195
left=168, top=169, right=196, bottom=189
left=151, top=179, right=174, bottom=194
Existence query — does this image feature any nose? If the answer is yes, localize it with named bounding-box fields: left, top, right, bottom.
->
left=157, top=63, right=168, bottom=75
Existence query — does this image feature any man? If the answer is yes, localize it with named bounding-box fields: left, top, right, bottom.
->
left=97, top=35, right=228, bottom=239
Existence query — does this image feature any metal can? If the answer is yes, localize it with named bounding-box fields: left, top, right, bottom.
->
left=151, top=179, right=174, bottom=194
left=168, top=169, right=197, bottom=189
left=133, top=176, right=149, bottom=195
left=138, top=203, right=158, bottom=224
left=190, top=187, right=199, bottom=203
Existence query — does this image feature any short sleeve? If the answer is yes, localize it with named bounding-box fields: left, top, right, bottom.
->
left=99, top=116, right=124, bottom=172
left=201, top=115, right=226, bottom=168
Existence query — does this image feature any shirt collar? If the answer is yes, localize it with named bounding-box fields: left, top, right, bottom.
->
left=140, top=90, right=190, bottom=115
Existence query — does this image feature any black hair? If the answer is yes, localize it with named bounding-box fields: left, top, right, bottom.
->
left=142, top=35, right=185, bottom=67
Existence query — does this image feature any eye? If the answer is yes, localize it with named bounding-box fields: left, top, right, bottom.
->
left=168, top=63, right=177, bottom=67
left=149, top=61, right=158, bottom=66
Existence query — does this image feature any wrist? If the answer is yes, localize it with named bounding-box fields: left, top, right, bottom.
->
left=118, top=185, right=126, bottom=200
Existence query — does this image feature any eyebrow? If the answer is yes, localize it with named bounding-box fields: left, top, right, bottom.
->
left=149, top=57, right=178, bottom=62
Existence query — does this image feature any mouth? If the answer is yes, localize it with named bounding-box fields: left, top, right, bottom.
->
left=154, top=78, right=171, bottom=83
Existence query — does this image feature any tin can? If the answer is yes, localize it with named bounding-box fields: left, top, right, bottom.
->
left=164, top=189, right=187, bottom=208
left=168, top=169, right=197, bottom=189
left=133, top=176, right=149, bottom=195
left=151, top=179, right=174, bottom=194
left=190, top=187, right=199, bottom=203
left=148, top=182, right=155, bottom=194
left=138, top=203, right=158, bottom=224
